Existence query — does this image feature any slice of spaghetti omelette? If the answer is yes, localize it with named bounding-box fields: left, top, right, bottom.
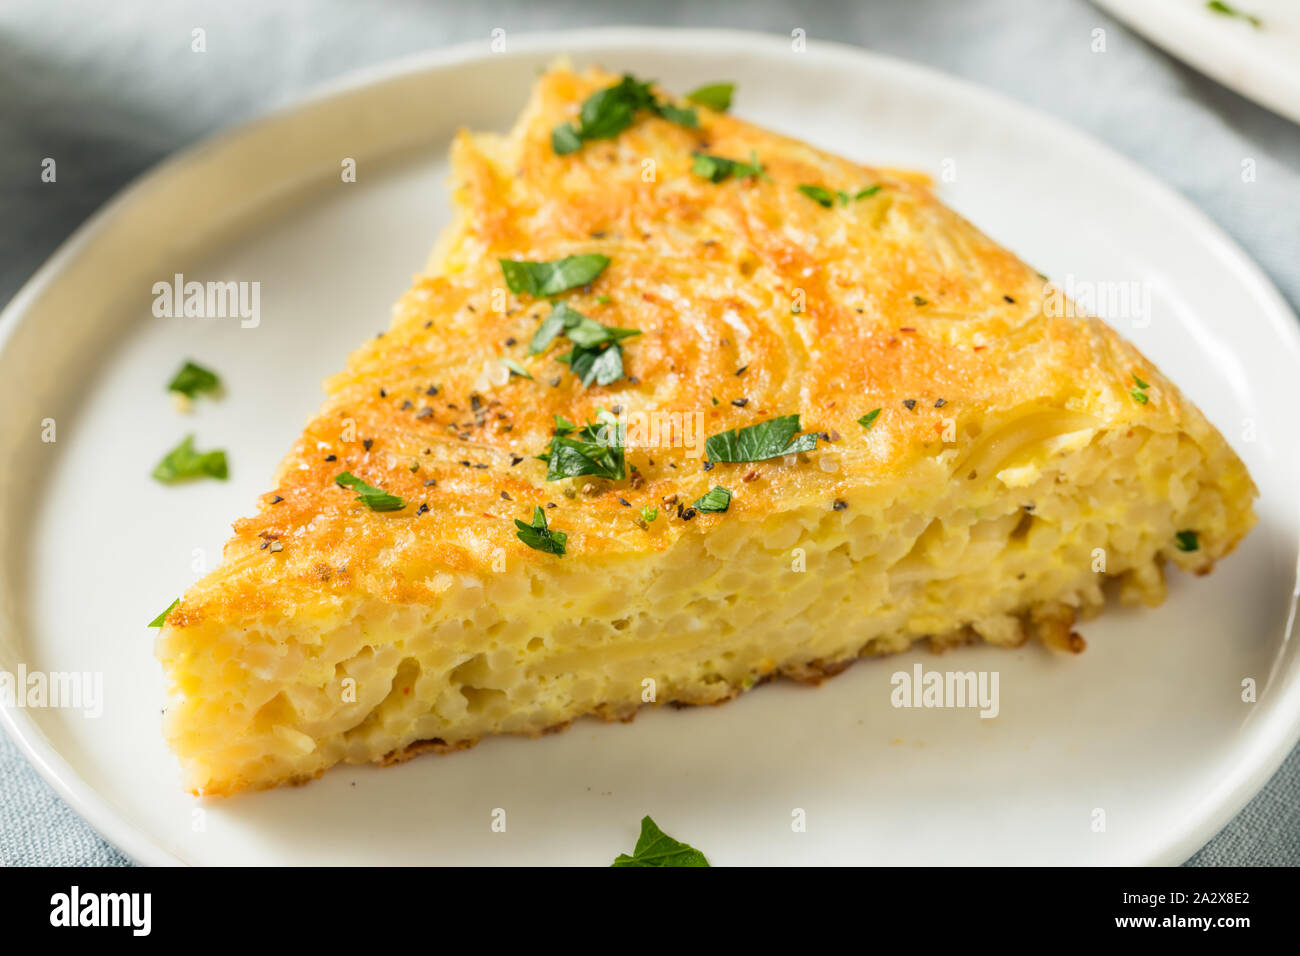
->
left=156, top=66, right=1256, bottom=794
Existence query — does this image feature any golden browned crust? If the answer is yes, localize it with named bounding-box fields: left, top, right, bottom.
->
left=163, top=66, right=1252, bottom=629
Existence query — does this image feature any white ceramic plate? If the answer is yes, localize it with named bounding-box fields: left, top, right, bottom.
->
left=2, top=28, right=1298, bottom=867
left=1094, top=0, right=1300, bottom=125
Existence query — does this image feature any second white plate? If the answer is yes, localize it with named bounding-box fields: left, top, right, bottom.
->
left=1094, top=0, right=1300, bottom=125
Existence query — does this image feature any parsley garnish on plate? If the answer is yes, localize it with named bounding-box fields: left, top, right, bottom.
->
left=531, top=302, right=640, bottom=388
left=693, top=486, right=733, bottom=513
left=551, top=74, right=698, bottom=155
left=1175, top=530, right=1200, bottom=552
left=857, top=408, right=882, bottom=430
left=334, top=471, right=405, bottom=512
left=1206, top=1, right=1262, bottom=27
left=167, top=360, right=221, bottom=400
left=685, top=82, right=734, bottom=112
left=705, top=414, right=817, bottom=463
left=612, top=816, right=710, bottom=867
left=499, top=255, right=610, bottom=297
left=152, top=434, right=229, bottom=483
left=692, top=150, right=765, bottom=183
left=148, top=598, right=179, bottom=627
left=515, top=506, right=567, bottom=556
left=541, top=412, right=626, bottom=481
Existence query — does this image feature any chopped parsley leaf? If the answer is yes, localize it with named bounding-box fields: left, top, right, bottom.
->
left=705, top=414, right=817, bottom=463
left=334, top=471, right=405, bottom=512
left=515, top=506, right=567, bottom=556
left=1175, top=530, right=1200, bottom=552
left=612, top=816, right=709, bottom=867
left=551, top=74, right=696, bottom=155
left=530, top=307, right=569, bottom=355
left=797, top=184, right=835, bottom=208
left=541, top=412, right=626, bottom=481
left=564, top=313, right=641, bottom=349
left=800, top=183, right=882, bottom=207
left=857, top=408, right=882, bottom=430
left=167, top=360, right=221, bottom=399
left=692, top=150, right=765, bottom=183
left=532, top=302, right=639, bottom=352
left=573, top=75, right=655, bottom=141
left=534, top=302, right=640, bottom=387
left=558, top=344, right=628, bottom=387
left=685, top=82, right=734, bottom=112
left=152, top=434, right=228, bottom=483
left=148, top=597, right=178, bottom=628
left=1206, top=1, right=1262, bottom=27
left=640, top=505, right=658, bottom=523
left=656, top=102, right=698, bottom=127
left=500, top=357, right=532, bottom=379
left=693, top=486, right=733, bottom=513
left=499, top=254, right=610, bottom=297
left=551, top=122, right=583, bottom=154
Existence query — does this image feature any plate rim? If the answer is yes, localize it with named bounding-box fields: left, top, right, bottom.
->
left=2, top=25, right=1299, bottom=867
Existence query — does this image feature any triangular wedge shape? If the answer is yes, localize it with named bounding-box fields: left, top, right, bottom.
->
left=157, top=66, right=1256, bottom=795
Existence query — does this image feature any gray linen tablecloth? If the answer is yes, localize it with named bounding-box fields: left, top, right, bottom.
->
left=1, top=0, right=1297, bottom=866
